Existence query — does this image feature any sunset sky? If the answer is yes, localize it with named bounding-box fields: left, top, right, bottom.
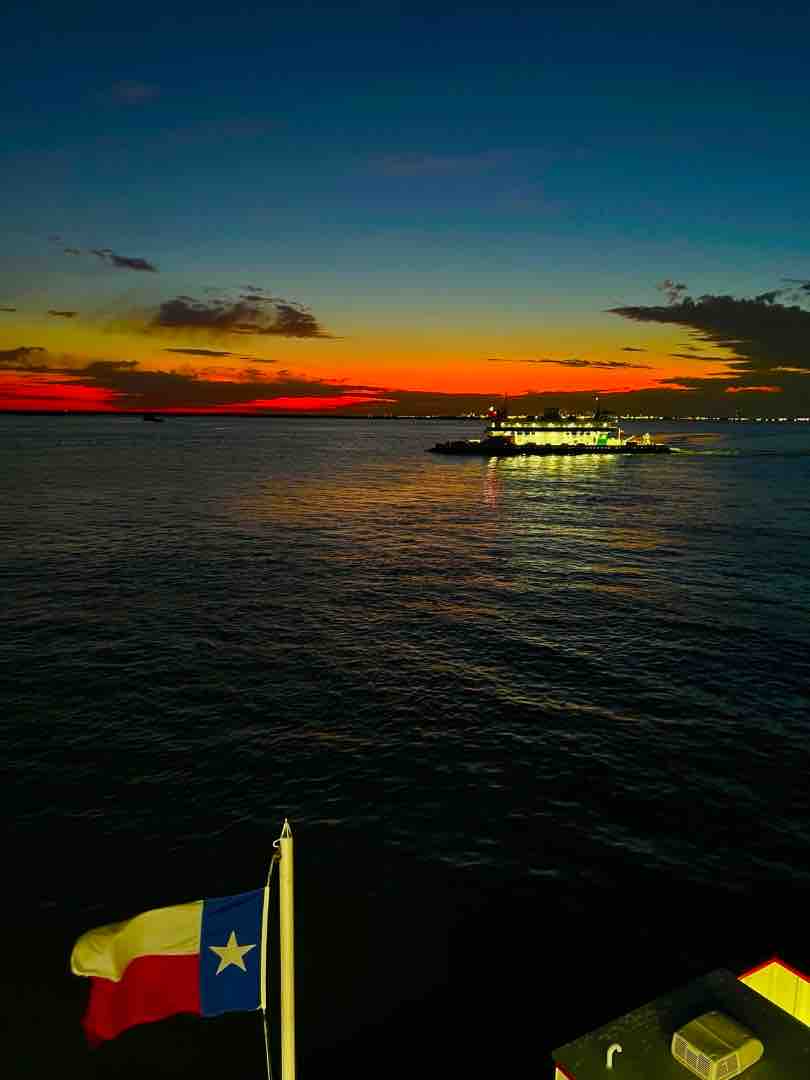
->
left=2, top=1, right=809, bottom=415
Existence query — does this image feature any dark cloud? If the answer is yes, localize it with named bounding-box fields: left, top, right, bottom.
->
left=609, top=289, right=810, bottom=398
left=0, top=307, right=16, bottom=312
left=63, top=247, right=82, bottom=255
left=91, top=248, right=158, bottom=272
left=268, top=303, right=328, bottom=338
left=487, top=356, right=651, bottom=370
left=48, top=310, right=78, bottom=318
left=152, top=295, right=332, bottom=338
left=80, top=360, right=139, bottom=377
left=621, top=346, right=646, bottom=352
left=163, top=347, right=275, bottom=362
left=0, top=346, right=48, bottom=371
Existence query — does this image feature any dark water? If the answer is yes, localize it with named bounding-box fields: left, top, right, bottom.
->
left=2, top=415, right=810, bottom=1078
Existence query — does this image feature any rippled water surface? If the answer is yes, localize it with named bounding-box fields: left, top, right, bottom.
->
left=2, top=414, right=810, bottom=1077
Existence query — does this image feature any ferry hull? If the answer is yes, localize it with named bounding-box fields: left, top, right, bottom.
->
left=428, top=439, right=671, bottom=456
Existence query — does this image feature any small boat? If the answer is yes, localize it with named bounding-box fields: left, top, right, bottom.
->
left=142, top=413, right=165, bottom=423
left=429, top=406, right=669, bottom=457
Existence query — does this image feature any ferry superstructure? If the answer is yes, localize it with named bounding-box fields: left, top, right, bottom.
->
left=485, top=414, right=639, bottom=450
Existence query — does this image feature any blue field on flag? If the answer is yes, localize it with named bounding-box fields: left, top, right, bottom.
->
left=199, top=888, right=265, bottom=1016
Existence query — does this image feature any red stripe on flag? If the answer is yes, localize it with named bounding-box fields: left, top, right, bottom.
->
left=82, top=953, right=201, bottom=1045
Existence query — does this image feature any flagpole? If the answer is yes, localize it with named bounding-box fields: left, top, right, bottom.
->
left=278, top=819, right=296, bottom=1080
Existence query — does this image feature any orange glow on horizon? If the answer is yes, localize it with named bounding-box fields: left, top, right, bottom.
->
left=0, top=310, right=742, bottom=411
left=0, top=374, right=122, bottom=411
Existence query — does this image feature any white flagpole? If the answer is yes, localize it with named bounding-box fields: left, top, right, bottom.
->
left=278, top=820, right=296, bottom=1080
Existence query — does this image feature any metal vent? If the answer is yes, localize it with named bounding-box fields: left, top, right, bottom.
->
left=716, top=1056, right=740, bottom=1080
left=677, top=1042, right=712, bottom=1078
left=696, top=1053, right=712, bottom=1077
left=672, top=1011, right=762, bottom=1080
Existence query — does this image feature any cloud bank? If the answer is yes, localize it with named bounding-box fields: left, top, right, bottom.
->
left=609, top=284, right=810, bottom=398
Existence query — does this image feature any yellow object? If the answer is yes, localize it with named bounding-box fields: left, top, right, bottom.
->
left=739, top=958, right=810, bottom=1026
left=671, top=1011, right=763, bottom=1079
left=208, top=930, right=256, bottom=974
left=279, top=820, right=296, bottom=1080
left=70, top=901, right=202, bottom=981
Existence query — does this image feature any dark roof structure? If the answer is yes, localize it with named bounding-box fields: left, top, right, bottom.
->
left=552, top=968, right=810, bottom=1079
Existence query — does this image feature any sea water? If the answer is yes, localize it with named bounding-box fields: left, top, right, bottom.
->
left=2, top=414, right=809, bottom=1078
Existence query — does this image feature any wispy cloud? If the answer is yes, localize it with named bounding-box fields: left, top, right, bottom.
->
left=56, top=241, right=159, bottom=272
left=48, top=310, right=78, bottom=318
left=656, top=279, right=689, bottom=305
left=669, top=352, right=732, bottom=362
left=486, top=356, right=652, bottom=370
left=725, top=385, right=781, bottom=394
left=91, top=248, right=159, bottom=272
left=372, top=149, right=513, bottom=178
left=109, top=81, right=160, bottom=104
left=163, top=347, right=275, bottom=362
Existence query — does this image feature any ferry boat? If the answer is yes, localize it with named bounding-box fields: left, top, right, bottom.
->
left=429, top=406, right=669, bottom=457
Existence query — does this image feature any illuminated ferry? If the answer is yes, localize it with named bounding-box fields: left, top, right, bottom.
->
left=429, top=406, right=669, bottom=456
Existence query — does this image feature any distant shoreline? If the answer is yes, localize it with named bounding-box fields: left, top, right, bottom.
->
left=1, top=410, right=809, bottom=422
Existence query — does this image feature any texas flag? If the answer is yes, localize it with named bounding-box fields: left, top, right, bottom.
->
left=70, top=888, right=268, bottom=1046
